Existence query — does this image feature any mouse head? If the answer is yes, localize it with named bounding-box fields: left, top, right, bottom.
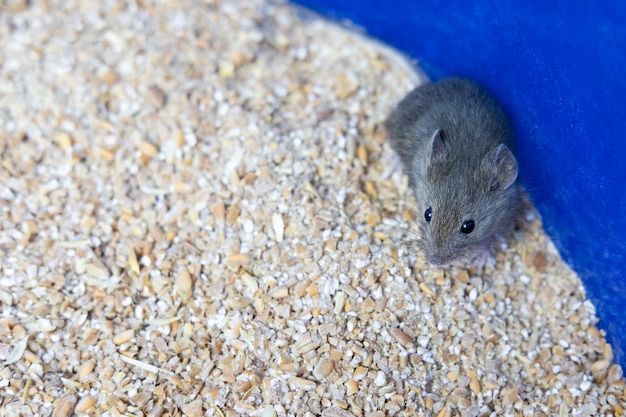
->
left=416, top=129, right=519, bottom=266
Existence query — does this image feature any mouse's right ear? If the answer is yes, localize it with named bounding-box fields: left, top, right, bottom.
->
left=427, top=129, right=449, bottom=171
left=482, top=143, right=518, bottom=191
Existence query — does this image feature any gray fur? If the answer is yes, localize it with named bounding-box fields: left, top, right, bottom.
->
left=386, top=78, right=523, bottom=266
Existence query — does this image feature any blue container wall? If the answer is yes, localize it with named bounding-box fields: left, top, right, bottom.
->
left=293, top=0, right=626, bottom=365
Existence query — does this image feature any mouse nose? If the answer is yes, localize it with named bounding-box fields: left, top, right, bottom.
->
left=424, top=246, right=457, bottom=267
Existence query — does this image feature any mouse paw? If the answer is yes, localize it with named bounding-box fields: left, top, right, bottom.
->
left=467, top=245, right=496, bottom=271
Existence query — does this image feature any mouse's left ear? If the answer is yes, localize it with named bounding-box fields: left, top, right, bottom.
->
left=482, top=144, right=518, bottom=191
left=428, top=129, right=448, bottom=166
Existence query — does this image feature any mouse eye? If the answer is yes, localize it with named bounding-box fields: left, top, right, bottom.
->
left=461, top=219, right=475, bottom=234
left=424, top=207, right=432, bottom=222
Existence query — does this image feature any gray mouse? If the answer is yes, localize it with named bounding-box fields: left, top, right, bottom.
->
left=385, top=78, right=523, bottom=266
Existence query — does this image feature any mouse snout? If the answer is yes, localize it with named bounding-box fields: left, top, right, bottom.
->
left=423, top=244, right=458, bottom=267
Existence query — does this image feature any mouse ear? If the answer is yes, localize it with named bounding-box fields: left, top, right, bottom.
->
left=482, top=143, right=518, bottom=191
left=428, top=129, right=448, bottom=169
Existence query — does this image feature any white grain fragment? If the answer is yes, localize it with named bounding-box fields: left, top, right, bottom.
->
left=182, top=322, right=194, bottom=338
left=80, top=275, right=121, bottom=288
left=233, top=401, right=256, bottom=414
left=243, top=218, right=254, bottom=233
left=334, top=291, right=347, bottom=315
left=492, top=325, right=507, bottom=337
left=353, top=258, right=370, bottom=269
left=59, top=377, right=82, bottom=388
left=272, top=213, right=284, bottom=242
left=322, top=406, right=356, bottom=417
left=268, top=286, right=289, bottom=299
left=146, top=316, right=183, bottom=327
left=0, top=186, right=14, bottom=200
left=296, top=333, right=322, bottom=354
left=4, top=335, right=29, bottom=365
left=118, top=354, right=173, bottom=376
left=163, top=202, right=187, bottom=225
left=140, top=186, right=170, bottom=195
left=374, top=370, right=387, bottom=386
left=219, top=61, right=235, bottom=77
left=26, top=318, right=56, bottom=333
left=225, top=148, right=245, bottom=174
left=0, top=290, right=13, bottom=306
left=182, top=398, right=204, bottom=417
left=515, top=352, right=532, bottom=365
left=84, top=262, right=110, bottom=281
left=262, top=405, right=277, bottom=417
left=183, top=128, right=198, bottom=147
left=580, top=378, right=592, bottom=392
left=299, top=182, right=321, bottom=200
left=313, top=358, right=334, bottom=379
left=74, top=258, right=87, bottom=274
left=55, top=240, right=92, bottom=248
left=241, top=272, right=259, bottom=293
left=417, top=335, right=430, bottom=348
left=289, top=376, right=316, bottom=391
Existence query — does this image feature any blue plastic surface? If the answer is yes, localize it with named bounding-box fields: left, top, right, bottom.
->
left=293, top=0, right=626, bottom=365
